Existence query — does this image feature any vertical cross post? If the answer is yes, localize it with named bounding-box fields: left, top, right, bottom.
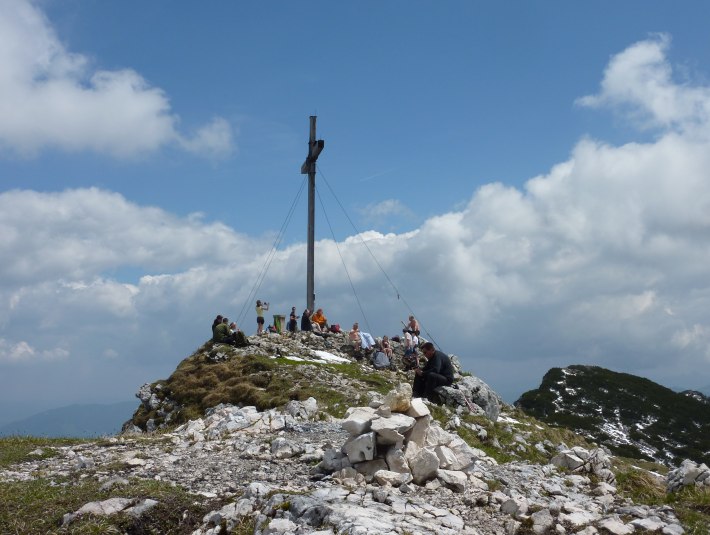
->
left=301, top=116, right=324, bottom=312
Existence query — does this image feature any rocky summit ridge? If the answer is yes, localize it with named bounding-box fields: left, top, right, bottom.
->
left=2, top=333, right=709, bottom=534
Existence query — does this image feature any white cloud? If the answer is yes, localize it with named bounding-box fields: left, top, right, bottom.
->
left=0, top=338, right=69, bottom=363
left=358, top=199, right=415, bottom=229
left=178, top=117, right=235, bottom=158
left=0, top=0, right=233, bottom=158
left=577, top=33, right=710, bottom=134
left=2, top=35, right=710, bottom=407
left=0, top=188, right=253, bottom=286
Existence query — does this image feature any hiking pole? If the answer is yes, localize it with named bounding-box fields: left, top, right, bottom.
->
left=453, top=384, right=477, bottom=413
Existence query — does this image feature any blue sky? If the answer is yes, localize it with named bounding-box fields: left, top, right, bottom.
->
left=2, top=1, right=710, bottom=423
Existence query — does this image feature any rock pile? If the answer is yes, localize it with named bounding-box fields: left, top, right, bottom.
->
left=550, top=446, right=616, bottom=484
left=666, top=459, right=710, bottom=492
left=318, top=382, right=497, bottom=493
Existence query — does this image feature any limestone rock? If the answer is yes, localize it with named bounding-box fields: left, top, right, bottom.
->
left=382, top=382, right=412, bottom=413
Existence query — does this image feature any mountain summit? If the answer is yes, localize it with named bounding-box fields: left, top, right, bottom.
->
left=2, top=337, right=709, bottom=533
left=515, top=364, right=710, bottom=466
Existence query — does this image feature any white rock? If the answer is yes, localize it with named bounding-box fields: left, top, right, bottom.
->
left=341, top=407, right=377, bottom=436
left=406, top=397, right=430, bottom=418
left=343, top=432, right=376, bottom=463
left=373, top=469, right=412, bottom=487
left=436, top=469, right=467, bottom=492
left=409, top=447, right=440, bottom=485
left=382, top=383, right=412, bottom=413
left=597, top=517, right=634, bottom=535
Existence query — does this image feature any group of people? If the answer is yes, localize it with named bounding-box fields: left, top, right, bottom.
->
left=211, top=315, right=249, bottom=347
left=214, top=302, right=455, bottom=403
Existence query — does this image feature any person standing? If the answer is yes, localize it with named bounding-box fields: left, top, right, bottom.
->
left=301, top=308, right=312, bottom=331
left=256, top=300, right=269, bottom=334
left=412, top=342, right=454, bottom=401
left=288, top=307, right=299, bottom=333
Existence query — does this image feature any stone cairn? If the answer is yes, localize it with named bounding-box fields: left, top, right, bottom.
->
left=318, top=382, right=498, bottom=492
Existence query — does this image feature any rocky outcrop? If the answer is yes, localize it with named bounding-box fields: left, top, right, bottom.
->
left=667, top=459, right=710, bottom=492
left=437, top=374, right=503, bottom=422
left=550, top=446, right=616, bottom=484
left=1, top=387, right=689, bottom=534
left=124, top=332, right=499, bottom=433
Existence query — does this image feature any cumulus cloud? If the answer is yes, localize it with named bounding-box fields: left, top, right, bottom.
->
left=0, top=188, right=254, bottom=286
left=577, top=33, right=710, bottom=134
left=0, top=0, right=233, bottom=158
left=359, top=199, right=414, bottom=228
left=2, top=35, right=710, bottom=408
left=0, top=339, right=69, bottom=363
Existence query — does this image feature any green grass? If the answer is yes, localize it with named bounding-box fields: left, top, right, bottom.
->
left=131, top=348, right=403, bottom=428
left=614, top=462, right=710, bottom=535
left=0, top=475, right=225, bottom=535
left=438, top=407, right=596, bottom=465
left=0, top=436, right=87, bottom=469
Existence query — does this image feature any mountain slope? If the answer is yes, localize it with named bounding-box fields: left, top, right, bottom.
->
left=515, top=365, right=710, bottom=466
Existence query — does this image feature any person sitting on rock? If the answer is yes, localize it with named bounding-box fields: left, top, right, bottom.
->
left=310, top=308, right=328, bottom=333
left=348, top=322, right=361, bottom=349
left=413, top=342, right=454, bottom=402
left=381, top=335, right=393, bottom=358
left=212, top=315, right=223, bottom=338
left=403, top=315, right=420, bottom=356
left=229, top=321, right=250, bottom=347
left=213, top=317, right=233, bottom=344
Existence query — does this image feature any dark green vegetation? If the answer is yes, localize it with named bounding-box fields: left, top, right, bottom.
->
left=516, top=365, right=710, bottom=466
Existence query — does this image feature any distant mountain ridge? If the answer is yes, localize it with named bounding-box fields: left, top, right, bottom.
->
left=0, top=401, right=136, bottom=438
left=515, top=365, right=710, bottom=466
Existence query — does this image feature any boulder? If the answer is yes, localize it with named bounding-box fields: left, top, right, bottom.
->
left=436, top=375, right=503, bottom=421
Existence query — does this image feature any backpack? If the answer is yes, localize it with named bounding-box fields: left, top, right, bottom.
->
left=330, top=324, right=341, bottom=333
left=371, top=351, right=390, bottom=369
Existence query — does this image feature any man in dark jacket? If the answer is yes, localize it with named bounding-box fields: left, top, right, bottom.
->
left=413, top=342, right=454, bottom=401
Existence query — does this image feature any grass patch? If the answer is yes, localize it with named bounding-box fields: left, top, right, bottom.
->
left=614, top=464, right=710, bottom=535
left=0, top=436, right=87, bottom=469
left=132, top=350, right=403, bottom=428
left=444, top=407, right=596, bottom=465
left=0, top=475, right=224, bottom=535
